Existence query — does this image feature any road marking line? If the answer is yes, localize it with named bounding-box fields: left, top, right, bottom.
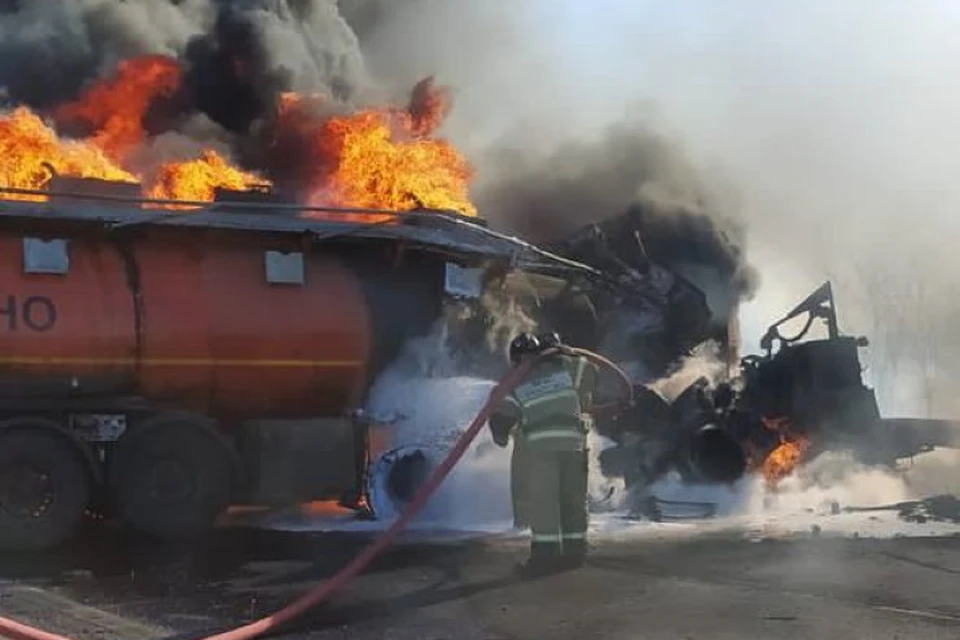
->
left=872, top=605, right=960, bottom=622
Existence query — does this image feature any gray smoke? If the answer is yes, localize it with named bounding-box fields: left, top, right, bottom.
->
left=0, top=1, right=375, bottom=120
left=182, top=0, right=373, bottom=133
left=0, top=0, right=211, bottom=107
left=349, top=0, right=960, bottom=421
left=348, top=0, right=758, bottom=313
left=472, top=120, right=756, bottom=297
left=338, top=0, right=424, bottom=41
left=473, top=121, right=709, bottom=240
left=0, top=0, right=756, bottom=328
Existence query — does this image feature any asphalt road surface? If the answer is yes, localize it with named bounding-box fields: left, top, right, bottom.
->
left=1, top=518, right=959, bottom=640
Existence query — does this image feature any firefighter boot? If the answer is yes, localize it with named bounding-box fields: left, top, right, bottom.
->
left=560, top=537, right=587, bottom=570
left=513, top=541, right=563, bottom=579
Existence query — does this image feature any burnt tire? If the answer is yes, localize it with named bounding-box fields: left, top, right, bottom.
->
left=0, top=427, right=91, bottom=551
left=109, top=414, right=233, bottom=540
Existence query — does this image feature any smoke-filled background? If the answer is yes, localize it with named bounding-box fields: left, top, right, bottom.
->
left=0, top=0, right=753, bottom=303
left=349, top=0, right=960, bottom=416
left=3, top=1, right=959, bottom=517
left=358, top=0, right=960, bottom=414
left=350, top=0, right=960, bottom=507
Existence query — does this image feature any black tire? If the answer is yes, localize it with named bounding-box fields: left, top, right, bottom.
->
left=0, top=427, right=91, bottom=551
left=108, top=413, right=234, bottom=540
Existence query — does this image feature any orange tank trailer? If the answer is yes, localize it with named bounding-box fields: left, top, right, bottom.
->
left=0, top=228, right=373, bottom=418
left=133, top=229, right=373, bottom=419
left=0, top=180, right=492, bottom=551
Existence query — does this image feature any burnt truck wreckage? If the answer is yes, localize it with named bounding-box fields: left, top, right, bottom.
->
left=594, top=279, right=960, bottom=514
left=0, top=176, right=734, bottom=552
left=0, top=177, right=952, bottom=551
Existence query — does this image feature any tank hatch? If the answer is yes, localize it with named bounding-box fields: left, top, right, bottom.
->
left=47, top=174, right=142, bottom=207
left=213, top=185, right=299, bottom=213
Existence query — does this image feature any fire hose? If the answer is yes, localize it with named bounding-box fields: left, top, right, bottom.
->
left=0, top=347, right=633, bottom=640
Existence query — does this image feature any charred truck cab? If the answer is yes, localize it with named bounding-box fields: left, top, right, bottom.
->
left=598, top=280, right=960, bottom=503
left=730, top=282, right=881, bottom=465
left=729, top=281, right=959, bottom=469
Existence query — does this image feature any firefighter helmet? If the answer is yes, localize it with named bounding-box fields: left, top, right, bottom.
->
left=538, top=332, right=562, bottom=350
left=509, top=332, right=541, bottom=365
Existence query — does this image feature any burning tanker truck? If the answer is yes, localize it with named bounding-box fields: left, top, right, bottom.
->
left=0, top=170, right=740, bottom=551
left=0, top=19, right=776, bottom=548
left=0, top=45, right=736, bottom=548
left=0, top=173, right=954, bottom=551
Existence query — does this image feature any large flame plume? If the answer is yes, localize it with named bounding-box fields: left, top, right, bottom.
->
left=52, top=55, right=184, bottom=165
left=0, top=108, right=138, bottom=202
left=268, top=77, right=476, bottom=218
left=0, top=55, right=476, bottom=216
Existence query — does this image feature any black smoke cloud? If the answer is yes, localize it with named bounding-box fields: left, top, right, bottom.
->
left=474, top=121, right=758, bottom=306
left=0, top=0, right=368, bottom=128
left=184, top=0, right=368, bottom=133
left=0, top=0, right=211, bottom=108
left=0, top=0, right=756, bottom=315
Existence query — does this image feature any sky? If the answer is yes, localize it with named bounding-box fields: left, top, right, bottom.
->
left=538, top=1, right=960, bottom=349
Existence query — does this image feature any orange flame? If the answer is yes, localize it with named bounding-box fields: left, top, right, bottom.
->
left=0, top=107, right=137, bottom=201
left=407, top=76, right=453, bottom=137
left=147, top=150, right=266, bottom=207
left=0, top=55, right=477, bottom=217
left=762, top=437, right=811, bottom=487
left=757, top=416, right=811, bottom=488
left=269, top=78, right=477, bottom=218
left=53, top=55, right=183, bottom=164
left=0, top=55, right=267, bottom=206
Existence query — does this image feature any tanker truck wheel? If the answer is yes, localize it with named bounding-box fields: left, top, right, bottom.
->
left=0, top=427, right=91, bottom=551
left=109, top=413, right=234, bottom=540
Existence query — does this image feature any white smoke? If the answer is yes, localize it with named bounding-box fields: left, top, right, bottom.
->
left=647, top=340, right=728, bottom=402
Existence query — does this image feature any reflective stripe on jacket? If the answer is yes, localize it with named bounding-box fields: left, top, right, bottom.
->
left=502, top=354, right=598, bottom=445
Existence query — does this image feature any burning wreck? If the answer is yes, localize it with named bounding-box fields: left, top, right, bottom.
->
left=0, top=0, right=757, bottom=550
left=0, top=2, right=954, bottom=552
left=1, top=169, right=953, bottom=550
left=593, top=278, right=960, bottom=517
left=0, top=39, right=731, bottom=550
left=0, top=168, right=735, bottom=551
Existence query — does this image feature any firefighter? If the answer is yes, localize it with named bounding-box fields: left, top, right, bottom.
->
left=508, top=333, right=560, bottom=530
left=488, top=332, right=599, bottom=577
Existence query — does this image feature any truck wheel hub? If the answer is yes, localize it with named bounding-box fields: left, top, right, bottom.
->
left=146, top=458, right=196, bottom=505
left=0, top=463, right=54, bottom=518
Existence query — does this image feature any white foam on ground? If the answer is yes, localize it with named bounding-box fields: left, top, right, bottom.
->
left=257, top=375, right=960, bottom=541
left=259, top=374, right=519, bottom=536
left=594, top=448, right=960, bottom=541
left=364, top=372, right=517, bottom=530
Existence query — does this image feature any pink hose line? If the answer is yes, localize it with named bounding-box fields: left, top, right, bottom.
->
left=0, top=347, right=633, bottom=640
